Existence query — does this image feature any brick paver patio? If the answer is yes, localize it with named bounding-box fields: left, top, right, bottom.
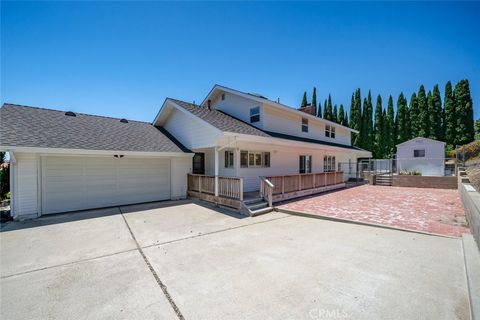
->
left=278, top=185, right=469, bottom=237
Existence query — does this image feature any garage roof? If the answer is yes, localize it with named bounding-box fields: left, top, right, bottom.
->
left=0, top=104, right=190, bottom=153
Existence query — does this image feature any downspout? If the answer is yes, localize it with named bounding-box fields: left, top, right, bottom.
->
left=8, top=150, right=16, bottom=218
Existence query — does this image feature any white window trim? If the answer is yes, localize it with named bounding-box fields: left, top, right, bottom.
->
left=325, top=125, right=336, bottom=138
left=302, top=118, right=308, bottom=133
left=299, top=155, right=312, bottom=174
left=224, top=150, right=234, bottom=168
left=250, top=106, right=260, bottom=123
left=241, top=150, right=270, bottom=168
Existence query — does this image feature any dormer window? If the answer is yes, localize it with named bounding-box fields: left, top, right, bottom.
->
left=250, top=106, right=260, bottom=123
left=325, top=125, right=335, bottom=138
left=302, top=118, right=308, bottom=132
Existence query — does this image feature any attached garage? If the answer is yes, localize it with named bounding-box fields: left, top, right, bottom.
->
left=41, top=156, right=172, bottom=214
left=0, top=104, right=193, bottom=220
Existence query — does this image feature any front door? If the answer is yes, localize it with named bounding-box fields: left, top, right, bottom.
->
left=192, top=153, right=205, bottom=174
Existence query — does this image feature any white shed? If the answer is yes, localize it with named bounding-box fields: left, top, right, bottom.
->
left=395, top=137, right=446, bottom=176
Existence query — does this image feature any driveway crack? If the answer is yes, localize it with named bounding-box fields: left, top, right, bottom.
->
left=119, top=207, right=185, bottom=320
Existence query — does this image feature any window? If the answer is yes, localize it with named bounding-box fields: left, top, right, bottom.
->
left=302, top=118, right=308, bottom=132
left=241, top=151, right=270, bottom=168
left=263, top=152, right=270, bottom=167
left=221, top=93, right=225, bottom=101
left=224, top=150, right=234, bottom=168
left=325, top=125, right=335, bottom=138
left=240, top=151, right=248, bottom=168
left=323, top=155, right=336, bottom=172
left=299, top=155, right=312, bottom=174
left=414, top=149, right=425, bottom=158
left=192, top=153, right=205, bottom=174
left=250, top=106, right=260, bottom=123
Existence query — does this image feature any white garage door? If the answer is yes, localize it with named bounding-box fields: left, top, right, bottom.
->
left=41, top=156, right=171, bottom=214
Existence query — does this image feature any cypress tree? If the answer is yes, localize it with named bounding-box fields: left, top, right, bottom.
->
left=444, top=81, right=456, bottom=145
left=382, top=108, right=388, bottom=155
left=363, top=91, right=374, bottom=152
left=427, top=90, right=435, bottom=139
left=373, top=95, right=384, bottom=158
left=312, top=87, right=317, bottom=116
left=431, top=84, right=443, bottom=140
left=385, top=95, right=395, bottom=157
left=317, top=102, right=322, bottom=118
left=454, top=79, right=475, bottom=144
left=326, top=94, right=333, bottom=121
left=333, top=104, right=338, bottom=123
left=301, top=91, right=308, bottom=108
left=349, top=93, right=355, bottom=124
left=339, top=104, right=345, bottom=126
left=344, top=113, right=349, bottom=127
left=323, top=99, right=328, bottom=119
left=396, top=92, right=409, bottom=143
left=351, top=89, right=362, bottom=147
left=409, top=93, right=419, bottom=138
left=432, top=84, right=445, bottom=141
left=417, top=85, right=429, bottom=137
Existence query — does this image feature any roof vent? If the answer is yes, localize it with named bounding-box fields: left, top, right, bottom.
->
left=120, top=118, right=128, bottom=123
left=65, top=111, right=76, bottom=117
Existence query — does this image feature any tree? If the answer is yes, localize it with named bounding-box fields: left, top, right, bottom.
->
left=444, top=81, right=455, bottom=145
left=301, top=91, right=308, bottom=108
left=409, top=93, right=419, bottom=138
left=317, top=102, right=322, bottom=118
left=0, top=152, right=4, bottom=164
left=344, top=113, right=349, bottom=127
left=323, top=99, right=328, bottom=119
left=385, top=95, right=395, bottom=157
left=454, top=79, right=475, bottom=145
left=362, top=91, right=374, bottom=152
left=475, top=118, right=480, bottom=134
left=417, top=85, right=429, bottom=137
left=326, top=94, right=333, bottom=121
left=373, top=95, right=384, bottom=158
left=333, top=104, right=338, bottom=123
left=312, top=87, right=317, bottom=116
left=428, top=85, right=442, bottom=140
left=396, top=92, right=409, bottom=144
left=339, top=104, right=346, bottom=126
left=351, top=89, right=362, bottom=147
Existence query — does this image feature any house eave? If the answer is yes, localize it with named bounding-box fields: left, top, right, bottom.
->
left=201, top=84, right=359, bottom=134
left=221, top=132, right=371, bottom=156
left=0, top=146, right=194, bottom=158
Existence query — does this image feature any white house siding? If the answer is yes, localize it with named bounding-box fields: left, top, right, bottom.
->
left=211, top=92, right=265, bottom=130
left=10, top=152, right=192, bottom=219
left=12, top=153, right=39, bottom=219
left=170, top=156, right=192, bottom=199
left=262, top=105, right=351, bottom=146
left=233, top=141, right=355, bottom=191
left=396, top=138, right=446, bottom=176
left=163, top=108, right=220, bottom=149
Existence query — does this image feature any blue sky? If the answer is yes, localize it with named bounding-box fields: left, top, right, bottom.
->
left=2, top=1, right=479, bottom=122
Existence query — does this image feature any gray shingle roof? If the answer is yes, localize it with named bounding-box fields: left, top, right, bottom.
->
left=170, top=99, right=270, bottom=137
left=0, top=104, right=188, bottom=153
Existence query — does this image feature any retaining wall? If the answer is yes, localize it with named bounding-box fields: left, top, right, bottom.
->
left=392, top=175, right=457, bottom=189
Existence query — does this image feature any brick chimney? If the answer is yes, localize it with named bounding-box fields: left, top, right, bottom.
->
left=298, top=103, right=315, bottom=116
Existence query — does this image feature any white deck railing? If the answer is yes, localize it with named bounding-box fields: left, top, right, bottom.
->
left=263, top=171, right=344, bottom=196
left=187, top=174, right=243, bottom=201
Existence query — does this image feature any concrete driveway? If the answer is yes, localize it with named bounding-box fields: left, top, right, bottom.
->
left=0, top=199, right=471, bottom=319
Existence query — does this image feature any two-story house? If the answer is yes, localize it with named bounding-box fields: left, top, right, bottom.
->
left=1, top=84, right=370, bottom=219
left=155, top=85, right=370, bottom=192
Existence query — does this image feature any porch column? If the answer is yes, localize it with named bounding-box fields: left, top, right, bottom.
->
left=214, top=148, right=219, bottom=197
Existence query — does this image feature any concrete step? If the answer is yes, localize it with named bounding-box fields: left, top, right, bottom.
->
left=246, top=201, right=269, bottom=211
left=250, top=206, right=274, bottom=217
left=243, top=197, right=264, bottom=205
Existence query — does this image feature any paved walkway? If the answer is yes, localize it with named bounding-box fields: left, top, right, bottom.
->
left=278, top=185, right=469, bottom=237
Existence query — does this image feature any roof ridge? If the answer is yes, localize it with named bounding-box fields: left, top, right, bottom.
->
left=2, top=103, right=152, bottom=124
